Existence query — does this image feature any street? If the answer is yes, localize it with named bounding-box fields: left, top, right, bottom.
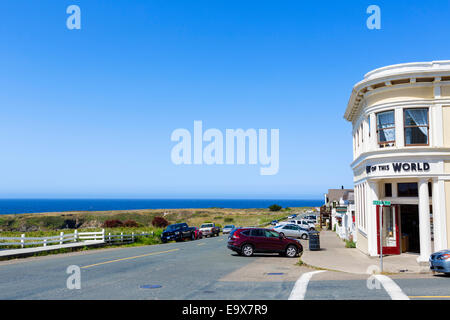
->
left=0, top=235, right=449, bottom=300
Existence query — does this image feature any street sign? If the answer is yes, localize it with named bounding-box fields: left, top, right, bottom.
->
left=373, top=200, right=391, bottom=206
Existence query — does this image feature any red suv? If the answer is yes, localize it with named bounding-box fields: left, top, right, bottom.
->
left=227, top=228, right=303, bottom=258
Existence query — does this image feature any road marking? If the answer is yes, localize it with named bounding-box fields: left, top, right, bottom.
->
left=373, top=275, right=409, bottom=300
left=197, top=243, right=206, bottom=246
left=409, top=296, right=450, bottom=299
left=288, top=271, right=326, bottom=300
left=80, top=248, right=179, bottom=269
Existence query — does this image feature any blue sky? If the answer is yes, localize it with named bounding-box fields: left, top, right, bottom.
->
left=1, top=0, right=450, bottom=199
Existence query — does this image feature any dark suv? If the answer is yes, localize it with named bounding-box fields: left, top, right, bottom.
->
left=227, top=228, right=303, bottom=258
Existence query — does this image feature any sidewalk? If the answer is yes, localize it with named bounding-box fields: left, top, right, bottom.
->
left=301, top=231, right=429, bottom=274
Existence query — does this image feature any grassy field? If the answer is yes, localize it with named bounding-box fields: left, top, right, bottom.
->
left=0, top=206, right=314, bottom=235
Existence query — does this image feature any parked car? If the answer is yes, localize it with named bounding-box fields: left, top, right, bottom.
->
left=227, top=227, right=303, bottom=258
left=288, top=214, right=297, bottom=219
left=288, top=219, right=315, bottom=231
left=161, top=223, right=196, bottom=243
left=270, top=220, right=278, bottom=226
left=222, top=225, right=236, bottom=234
left=200, top=223, right=221, bottom=237
left=429, top=249, right=450, bottom=275
left=273, top=224, right=309, bottom=240
left=192, top=227, right=203, bottom=240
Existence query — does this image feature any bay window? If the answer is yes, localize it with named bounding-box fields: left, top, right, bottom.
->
left=404, top=108, right=429, bottom=146
left=377, top=110, right=395, bottom=147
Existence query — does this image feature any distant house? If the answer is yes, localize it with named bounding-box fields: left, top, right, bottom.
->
left=323, top=187, right=354, bottom=236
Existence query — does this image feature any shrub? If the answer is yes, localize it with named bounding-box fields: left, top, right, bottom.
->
left=152, top=216, right=169, bottom=228
left=123, top=220, right=139, bottom=228
left=224, top=217, right=234, bottom=223
left=345, top=240, right=356, bottom=248
left=103, top=220, right=123, bottom=228
left=268, top=204, right=282, bottom=212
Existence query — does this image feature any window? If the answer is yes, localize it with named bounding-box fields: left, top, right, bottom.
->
left=398, top=183, right=418, bottom=197
left=265, top=230, right=279, bottom=238
left=377, top=111, right=395, bottom=147
left=385, top=183, right=392, bottom=197
left=404, top=108, right=429, bottom=145
left=250, top=229, right=265, bottom=237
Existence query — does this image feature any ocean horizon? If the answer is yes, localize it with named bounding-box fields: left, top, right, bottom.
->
left=0, top=199, right=323, bottom=215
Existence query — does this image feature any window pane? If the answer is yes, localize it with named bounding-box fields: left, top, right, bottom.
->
left=377, top=111, right=394, bottom=128
left=404, top=108, right=428, bottom=126
left=405, top=127, right=428, bottom=145
left=379, top=128, right=395, bottom=142
left=398, top=183, right=418, bottom=197
left=385, top=183, right=392, bottom=197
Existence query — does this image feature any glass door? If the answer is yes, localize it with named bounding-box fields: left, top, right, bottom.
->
left=377, top=205, right=400, bottom=255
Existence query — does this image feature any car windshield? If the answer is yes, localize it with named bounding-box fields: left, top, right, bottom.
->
left=165, top=224, right=182, bottom=231
left=201, top=224, right=214, bottom=228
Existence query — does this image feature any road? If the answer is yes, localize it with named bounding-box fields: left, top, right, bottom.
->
left=0, top=235, right=449, bottom=300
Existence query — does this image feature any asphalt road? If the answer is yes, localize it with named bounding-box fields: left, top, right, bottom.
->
left=0, top=235, right=449, bottom=300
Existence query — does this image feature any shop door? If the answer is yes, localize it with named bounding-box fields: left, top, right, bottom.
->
left=376, top=205, right=400, bottom=255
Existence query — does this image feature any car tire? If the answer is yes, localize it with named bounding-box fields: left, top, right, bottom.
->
left=301, top=234, right=308, bottom=240
left=279, top=232, right=285, bottom=237
left=242, top=244, right=254, bottom=257
left=286, top=245, right=298, bottom=258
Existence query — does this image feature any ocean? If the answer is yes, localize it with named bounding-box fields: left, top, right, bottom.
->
left=0, top=199, right=323, bottom=215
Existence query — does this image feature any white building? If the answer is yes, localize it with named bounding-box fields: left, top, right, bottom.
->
left=344, top=61, right=450, bottom=263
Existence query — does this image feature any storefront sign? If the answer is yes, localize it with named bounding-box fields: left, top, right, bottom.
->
left=366, top=162, right=430, bottom=174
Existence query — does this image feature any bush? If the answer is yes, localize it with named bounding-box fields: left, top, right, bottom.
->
left=224, top=217, right=234, bottom=223
left=123, top=220, right=139, bottom=228
left=103, top=220, right=123, bottom=228
left=152, top=216, right=169, bottom=228
left=268, top=204, right=282, bottom=212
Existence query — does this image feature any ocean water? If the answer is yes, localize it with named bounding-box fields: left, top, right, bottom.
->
left=0, top=199, right=323, bottom=215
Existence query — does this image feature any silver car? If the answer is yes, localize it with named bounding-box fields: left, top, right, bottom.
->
left=273, top=224, right=309, bottom=240
left=430, top=250, right=450, bottom=275
left=222, top=225, right=236, bottom=234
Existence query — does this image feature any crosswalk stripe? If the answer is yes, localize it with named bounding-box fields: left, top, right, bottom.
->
left=373, top=275, right=409, bottom=300
left=288, top=271, right=326, bottom=300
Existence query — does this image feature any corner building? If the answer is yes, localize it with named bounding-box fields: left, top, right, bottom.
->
left=344, top=61, right=450, bottom=263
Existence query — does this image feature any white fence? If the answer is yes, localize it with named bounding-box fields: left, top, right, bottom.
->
left=0, top=229, right=153, bottom=249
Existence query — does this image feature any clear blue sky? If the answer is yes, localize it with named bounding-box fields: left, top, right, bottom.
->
left=1, top=0, right=450, bottom=199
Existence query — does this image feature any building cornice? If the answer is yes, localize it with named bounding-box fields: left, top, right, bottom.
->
left=344, top=60, right=450, bottom=122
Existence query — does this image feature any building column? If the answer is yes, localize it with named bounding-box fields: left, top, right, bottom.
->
left=432, top=178, right=448, bottom=251
left=418, top=179, right=432, bottom=263
left=367, top=180, right=379, bottom=256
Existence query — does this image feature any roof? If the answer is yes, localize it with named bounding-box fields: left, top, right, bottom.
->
left=344, top=60, right=450, bottom=122
left=326, top=189, right=354, bottom=203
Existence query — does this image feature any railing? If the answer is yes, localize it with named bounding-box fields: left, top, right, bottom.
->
left=0, top=229, right=153, bottom=249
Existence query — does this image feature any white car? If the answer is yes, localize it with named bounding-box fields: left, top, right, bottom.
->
left=288, top=219, right=315, bottom=230
left=272, top=224, right=309, bottom=240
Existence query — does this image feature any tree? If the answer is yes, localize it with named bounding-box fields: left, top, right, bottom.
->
left=268, top=204, right=282, bottom=212
left=152, top=216, right=169, bottom=228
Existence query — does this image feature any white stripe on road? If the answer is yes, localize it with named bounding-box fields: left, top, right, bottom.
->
left=373, top=275, right=410, bottom=300
left=288, top=271, right=326, bottom=300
